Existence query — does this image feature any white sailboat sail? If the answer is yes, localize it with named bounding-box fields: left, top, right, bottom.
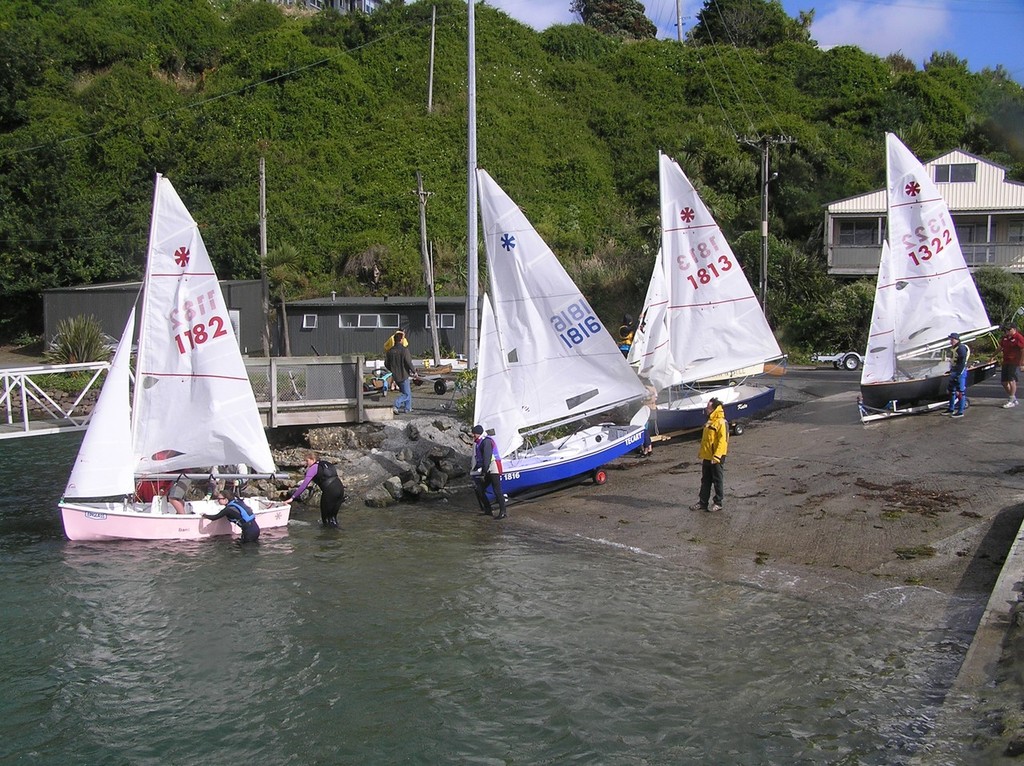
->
left=132, top=176, right=275, bottom=476
left=861, top=133, right=994, bottom=385
left=63, top=309, right=137, bottom=499
left=660, top=152, right=783, bottom=384
left=474, top=293, right=525, bottom=458
left=627, top=248, right=676, bottom=391
left=60, top=174, right=289, bottom=541
left=475, top=168, right=646, bottom=440
left=861, top=241, right=898, bottom=383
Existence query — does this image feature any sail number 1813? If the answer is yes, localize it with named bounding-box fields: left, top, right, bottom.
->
left=684, top=255, right=733, bottom=291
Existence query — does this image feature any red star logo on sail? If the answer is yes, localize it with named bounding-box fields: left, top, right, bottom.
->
left=174, top=247, right=190, bottom=268
left=904, top=180, right=921, bottom=197
left=680, top=207, right=695, bottom=223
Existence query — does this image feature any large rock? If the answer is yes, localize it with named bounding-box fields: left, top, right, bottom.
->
left=271, top=414, right=475, bottom=506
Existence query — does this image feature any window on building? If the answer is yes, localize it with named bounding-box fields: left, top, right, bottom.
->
left=339, top=313, right=402, bottom=329
left=302, top=314, right=318, bottom=329
left=934, top=163, right=977, bottom=183
left=1009, top=221, right=1024, bottom=244
left=425, top=313, right=456, bottom=329
left=957, top=223, right=994, bottom=265
left=837, top=220, right=878, bottom=246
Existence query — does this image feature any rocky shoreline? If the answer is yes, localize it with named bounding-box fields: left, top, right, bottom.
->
left=266, top=414, right=475, bottom=508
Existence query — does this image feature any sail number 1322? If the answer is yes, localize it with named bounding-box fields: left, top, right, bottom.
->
left=902, top=215, right=952, bottom=267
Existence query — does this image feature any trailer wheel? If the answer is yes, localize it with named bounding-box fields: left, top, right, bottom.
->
left=843, top=354, right=861, bottom=371
left=433, top=380, right=448, bottom=395
left=730, top=421, right=744, bottom=436
left=593, top=469, right=608, bottom=485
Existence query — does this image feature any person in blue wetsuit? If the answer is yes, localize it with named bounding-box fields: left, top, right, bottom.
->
left=203, top=490, right=260, bottom=542
left=285, top=452, right=345, bottom=527
left=946, top=333, right=970, bottom=418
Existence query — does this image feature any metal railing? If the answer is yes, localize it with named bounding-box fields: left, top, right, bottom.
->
left=245, top=355, right=368, bottom=428
left=1, top=355, right=372, bottom=439
left=0, top=361, right=109, bottom=439
left=829, top=243, right=1024, bottom=275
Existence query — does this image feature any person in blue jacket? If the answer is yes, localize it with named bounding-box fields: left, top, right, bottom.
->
left=203, top=489, right=260, bottom=542
left=946, top=333, right=970, bottom=418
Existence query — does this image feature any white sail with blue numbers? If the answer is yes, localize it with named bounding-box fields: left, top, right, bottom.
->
left=474, top=168, right=648, bottom=496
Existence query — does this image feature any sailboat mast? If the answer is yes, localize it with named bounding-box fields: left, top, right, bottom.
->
left=131, top=174, right=163, bottom=439
left=466, top=0, right=479, bottom=369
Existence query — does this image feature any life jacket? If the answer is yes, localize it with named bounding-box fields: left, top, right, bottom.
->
left=227, top=499, right=256, bottom=525
left=314, top=460, right=344, bottom=493
left=475, top=436, right=503, bottom=474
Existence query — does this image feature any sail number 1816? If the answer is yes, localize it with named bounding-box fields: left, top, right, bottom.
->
left=551, top=298, right=602, bottom=350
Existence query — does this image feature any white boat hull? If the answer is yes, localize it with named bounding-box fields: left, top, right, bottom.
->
left=59, top=497, right=290, bottom=542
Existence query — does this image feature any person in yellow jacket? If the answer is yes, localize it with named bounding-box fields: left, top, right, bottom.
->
left=383, top=331, right=409, bottom=354
left=690, top=397, right=728, bottom=512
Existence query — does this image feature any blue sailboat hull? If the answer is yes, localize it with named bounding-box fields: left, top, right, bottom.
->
left=491, top=423, right=646, bottom=499
left=654, top=384, right=777, bottom=433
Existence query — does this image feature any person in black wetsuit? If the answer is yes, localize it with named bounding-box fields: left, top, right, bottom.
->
left=471, top=424, right=508, bottom=520
left=285, top=452, right=346, bottom=527
left=203, top=489, right=260, bottom=543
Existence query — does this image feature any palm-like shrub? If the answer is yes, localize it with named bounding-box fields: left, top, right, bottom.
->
left=45, top=316, right=112, bottom=364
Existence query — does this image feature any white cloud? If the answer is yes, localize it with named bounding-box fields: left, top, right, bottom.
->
left=810, top=1, right=952, bottom=65
left=484, top=0, right=575, bottom=30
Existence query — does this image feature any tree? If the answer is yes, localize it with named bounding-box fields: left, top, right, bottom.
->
left=570, top=0, right=656, bottom=40
left=689, top=0, right=811, bottom=49
left=266, top=244, right=307, bottom=357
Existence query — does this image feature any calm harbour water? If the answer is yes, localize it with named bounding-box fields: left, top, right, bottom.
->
left=0, top=433, right=992, bottom=765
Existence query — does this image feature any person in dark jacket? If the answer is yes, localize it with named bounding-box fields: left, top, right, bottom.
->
left=384, top=330, right=418, bottom=414
left=471, top=424, right=508, bottom=520
left=946, top=333, right=970, bottom=418
left=203, top=489, right=260, bottom=542
left=285, top=452, right=346, bottom=527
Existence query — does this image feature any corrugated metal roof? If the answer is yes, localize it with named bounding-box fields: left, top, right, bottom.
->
left=828, top=149, right=1024, bottom=214
left=290, top=295, right=468, bottom=309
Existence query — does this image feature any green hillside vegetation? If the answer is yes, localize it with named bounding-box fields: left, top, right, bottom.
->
left=1, top=0, right=1022, bottom=353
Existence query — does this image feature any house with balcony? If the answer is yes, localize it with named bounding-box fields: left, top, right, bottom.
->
left=272, top=0, right=379, bottom=13
left=825, top=149, right=1024, bottom=277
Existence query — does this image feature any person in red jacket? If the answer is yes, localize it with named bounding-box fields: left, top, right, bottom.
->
left=999, top=324, right=1024, bottom=408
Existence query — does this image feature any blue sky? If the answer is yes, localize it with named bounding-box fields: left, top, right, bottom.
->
left=483, top=0, right=1024, bottom=81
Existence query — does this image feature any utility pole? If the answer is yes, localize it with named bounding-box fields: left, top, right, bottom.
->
left=416, top=171, right=442, bottom=365
left=259, top=155, right=271, bottom=356
left=427, top=6, right=436, bottom=113
left=466, top=0, right=479, bottom=369
left=676, top=0, right=683, bottom=42
left=739, top=134, right=794, bottom=315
